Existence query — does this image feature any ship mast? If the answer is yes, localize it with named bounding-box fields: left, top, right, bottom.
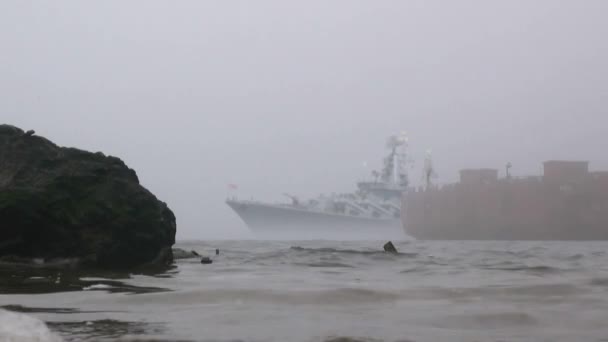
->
left=384, top=131, right=409, bottom=188
left=393, top=147, right=399, bottom=185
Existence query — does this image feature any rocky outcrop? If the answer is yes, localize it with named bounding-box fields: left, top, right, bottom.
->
left=0, top=125, right=176, bottom=269
left=383, top=241, right=398, bottom=254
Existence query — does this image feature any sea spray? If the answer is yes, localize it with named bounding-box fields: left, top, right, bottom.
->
left=0, top=309, right=63, bottom=342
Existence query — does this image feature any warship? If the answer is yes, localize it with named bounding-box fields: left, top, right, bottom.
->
left=226, top=133, right=410, bottom=239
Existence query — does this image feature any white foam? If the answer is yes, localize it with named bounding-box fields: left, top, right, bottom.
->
left=0, top=309, right=63, bottom=342
left=83, top=284, right=112, bottom=291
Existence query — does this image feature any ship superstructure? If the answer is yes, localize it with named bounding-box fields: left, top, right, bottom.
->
left=226, top=133, right=411, bottom=239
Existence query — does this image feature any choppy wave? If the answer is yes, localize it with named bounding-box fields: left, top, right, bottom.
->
left=120, top=287, right=401, bottom=306
left=5, top=240, right=608, bottom=342
left=83, top=284, right=113, bottom=291
left=289, top=246, right=418, bottom=258
left=290, top=246, right=387, bottom=255
left=590, top=277, right=608, bottom=287
left=293, top=261, right=355, bottom=268
left=480, top=263, right=563, bottom=274
left=240, top=245, right=417, bottom=268
left=405, top=283, right=583, bottom=303
left=48, top=319, right=167, bottom=341
left=433, top=311, right=539, bottom=330
left=323, top=337, right=384, bottom=342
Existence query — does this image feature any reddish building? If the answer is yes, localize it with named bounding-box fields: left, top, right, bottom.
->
left=459, top=169, right=499, bottom=185
left=403, top=161, right=608, bottom=240
left=543, top=160, right=588, bottom=184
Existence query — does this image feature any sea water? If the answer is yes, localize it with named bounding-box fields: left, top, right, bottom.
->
left=1, top=240, right=608, bottom=342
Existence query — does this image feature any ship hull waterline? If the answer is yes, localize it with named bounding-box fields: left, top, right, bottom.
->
left=227, top=200, right=405, bottom=240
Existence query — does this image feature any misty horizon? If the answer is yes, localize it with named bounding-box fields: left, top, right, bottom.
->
left=2, top=1, right=607, bottom=239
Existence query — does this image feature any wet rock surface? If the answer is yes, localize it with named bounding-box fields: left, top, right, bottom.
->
left=0, top=124, right=176, bottom=269
left=383, top=241, right=398, bottom=254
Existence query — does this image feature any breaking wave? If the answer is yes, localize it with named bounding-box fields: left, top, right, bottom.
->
left=0, top=309, right=63, bottom=342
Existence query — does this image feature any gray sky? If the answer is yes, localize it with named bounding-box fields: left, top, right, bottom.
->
left=1, top=1, right=607, bottom=239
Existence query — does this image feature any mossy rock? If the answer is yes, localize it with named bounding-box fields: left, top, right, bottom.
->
left=0, top=125, right=176, bottom=269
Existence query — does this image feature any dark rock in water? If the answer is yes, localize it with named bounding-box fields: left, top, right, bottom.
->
left=383, top=241, right=398, bottom=254
left=0, top=124, right=176, bottom=269
left=172, top=248, right=201, bottom=259
left=200, top=257, right=213, bottom=264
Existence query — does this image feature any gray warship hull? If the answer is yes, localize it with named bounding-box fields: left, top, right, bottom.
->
left=226, top=199, right=404, bottom=240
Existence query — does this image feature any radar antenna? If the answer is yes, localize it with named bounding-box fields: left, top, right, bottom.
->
left=386, top=130, right=409, bottom=149
left=382, top=131, right=410, bottom=187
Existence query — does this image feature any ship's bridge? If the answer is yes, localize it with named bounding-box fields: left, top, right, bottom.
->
left=357, top=181, right=406, bottom=201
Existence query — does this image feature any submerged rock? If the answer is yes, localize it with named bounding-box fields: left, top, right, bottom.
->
left=0, top=124, right=176, bottom=269
left=383, top=241, right=398, bottom=254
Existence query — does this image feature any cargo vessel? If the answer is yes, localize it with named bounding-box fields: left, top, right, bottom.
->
left=404, top=160, right=608, bottom=240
